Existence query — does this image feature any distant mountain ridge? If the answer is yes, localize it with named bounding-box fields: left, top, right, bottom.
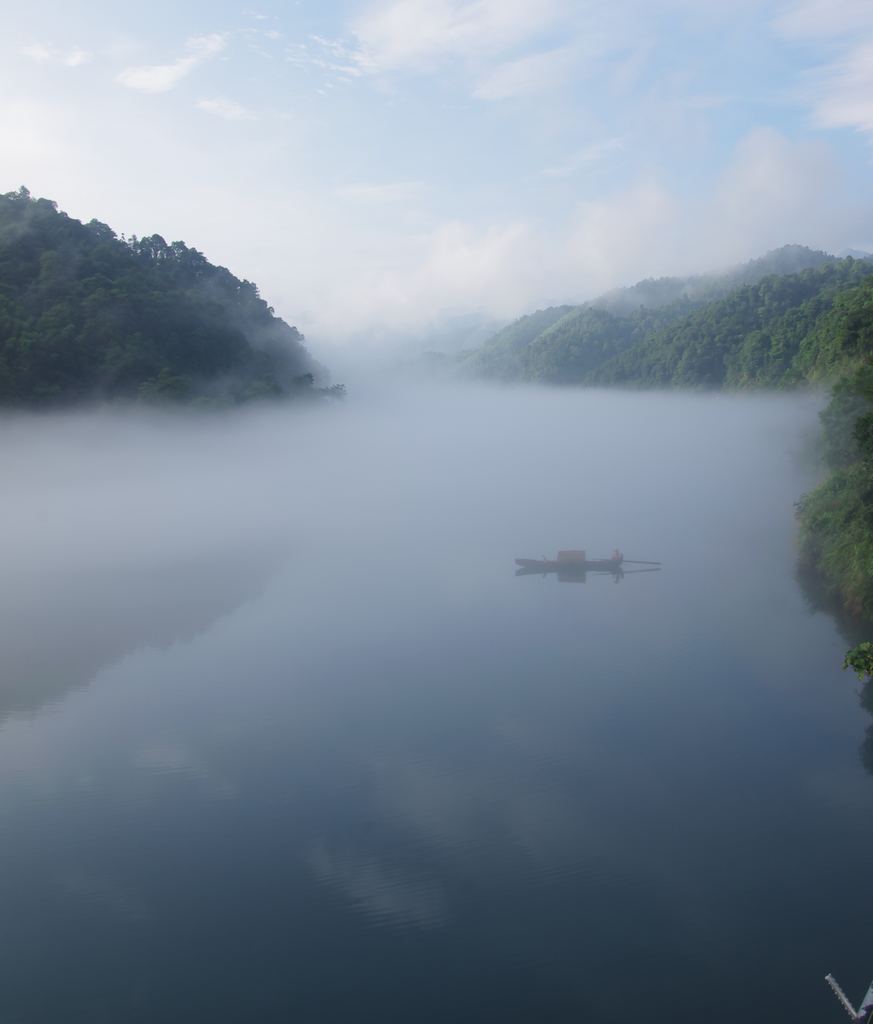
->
left=460, top=245, right=873, bottom=388
left=459, top=305, right=575, bottom=381
left=0, top=187, right=331, bottom=406
left=589, top=244, right=836, bottom=313
left=592, top=260, right=873, bottom=388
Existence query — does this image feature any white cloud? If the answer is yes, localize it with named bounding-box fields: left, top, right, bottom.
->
left=21, top=44, right=53, bottom=63
left=807, top=41, right=873, bottom=136
left=196, top=97, right=256, bottom=120
left=335, top=180, right=426, bottom=202
left=347, top=0, right=567, bottom=73
left=709, top=127, right=848, bottom=253
left=286, top=38, right=365, bottom=78
left=774, top=0, right=873, bottom=39
left=775, top=1, right=873, bottom=138
left=562, top=180, right=679, bottom=293
left=0, top=99, right=65, bottom=163
left=303, top=217, right=546, bottom=337
left=419, top=219, right=537, bottom=303
left=21, top=43, right=93, bottom=67
left=284, top=129, right=866, bottom=343
left=294, top=0, right=650, bottom=102
left=65, top=50, right=92, bottom=68
left=542, top=129, right=860, bottom=302
left=472, top=45, right=575, bottom=100
left=117, top=34, right=226, bottom=94
left=677, top=93, right=731, bottom=111
left=542, top=136, right=625, bottom=177
left=558, top=128, right=860, bottom=294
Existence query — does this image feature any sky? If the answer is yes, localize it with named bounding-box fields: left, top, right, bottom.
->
left=4, top=0, right=873, bottom=352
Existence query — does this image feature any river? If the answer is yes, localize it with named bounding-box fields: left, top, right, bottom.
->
left=0, top=386, right=870, bottom=1023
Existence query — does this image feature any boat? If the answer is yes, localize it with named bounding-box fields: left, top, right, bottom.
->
left=515, top=549, right=623, bottom=574
left=514, top=550, right=661, bottom=580
left=515, top=556, right=622, bottom=573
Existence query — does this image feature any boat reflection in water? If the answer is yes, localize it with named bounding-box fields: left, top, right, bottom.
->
left=514, top=549, right=662, bottom=583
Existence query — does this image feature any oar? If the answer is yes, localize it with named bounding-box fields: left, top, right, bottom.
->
left=622, top=559, right=661, bottom=565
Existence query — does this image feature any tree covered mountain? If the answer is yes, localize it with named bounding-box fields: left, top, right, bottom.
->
left=462, top=305, right=575, bottom=381
left=460, top=246, right=870, bottom=388
left=793, top=278, right=873, bottom=619
left=798, top=361, right=873, bottom=619
left=592, top=259, right=873, bottom=388
left=0, top=187, right=332, bottom=406
left=589, top=243, right=835, bottom=314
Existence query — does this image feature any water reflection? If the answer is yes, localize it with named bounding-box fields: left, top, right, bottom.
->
left=796, top=560, right=873, bottom=776
left=514, top=552, right=661, bottom=583
left=58, top=870, right=152, bottom=925
left=0, top=551, right=274, bottom=723
left=308, top=843, right=448, bottom=929
left=515, top=564, right=662, bottom=583
left=859, top=683, right=873, bottom=776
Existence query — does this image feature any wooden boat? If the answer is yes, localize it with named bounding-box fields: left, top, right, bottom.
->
left=514, top=551, right=660, bottom=579
left=515, top=556, right=621, bottom=573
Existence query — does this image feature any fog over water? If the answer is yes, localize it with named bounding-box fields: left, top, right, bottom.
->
left=1, top=385, right=872, bottom=1023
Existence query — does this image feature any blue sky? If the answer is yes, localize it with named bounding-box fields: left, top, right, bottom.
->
left=4, top=0, right=873, bottom=349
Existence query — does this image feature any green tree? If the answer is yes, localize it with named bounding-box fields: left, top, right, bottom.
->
left=0, top=188, right=335, bottom=406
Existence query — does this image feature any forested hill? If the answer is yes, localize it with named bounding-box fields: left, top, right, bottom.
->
left=590, top=243, right=835, bottom=314
left=460, top=305, right=575, bottom=381
left=460, top=246, right=873, bottom=388
left=0, top=187, right=332, bottom=406
left=593, top=259, right=873, bottom=388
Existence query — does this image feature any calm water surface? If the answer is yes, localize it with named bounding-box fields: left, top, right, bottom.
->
left=0, top=387, right=871, bottom=1023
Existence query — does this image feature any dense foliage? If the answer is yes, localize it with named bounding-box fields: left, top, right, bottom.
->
left=0, top=187, right=332, bottom=405
left=845, top=642, right=873, bottom=680
left=594, top=261, right=873, bottom=388
left=525, top=302, right=694, bottom=384
left=797, top=362, right=873, bottom=620
left=462, top=305, right=574, bottom=380
left=591, top=243, right=834, bottom=315
left=461, top=247, right=871, bottom=389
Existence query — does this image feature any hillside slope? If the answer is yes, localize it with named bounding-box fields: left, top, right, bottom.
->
left=461, top=246, right=860, bottom=388
left=592, top=260, right=873, bottom=388
left=0, top=187, right=328, bottom=405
